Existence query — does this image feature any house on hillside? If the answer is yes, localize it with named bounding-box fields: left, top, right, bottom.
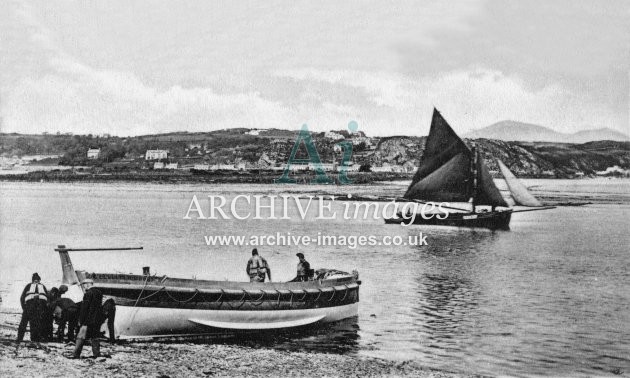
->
left=187, top=143, right=203, bottom=150
left=87, top=149, right=101, bottom=159
left=146, top=150, right=169, bottom=160
left=325, top=131, right=344, bottom=140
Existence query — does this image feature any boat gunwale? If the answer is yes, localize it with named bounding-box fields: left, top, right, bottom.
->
left=81, top=271, right=359, bottom=291
left=90, top=281, right=360, bottom=295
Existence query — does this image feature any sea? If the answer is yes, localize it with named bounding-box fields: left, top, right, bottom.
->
left=1, top=178, right=629, bottom=376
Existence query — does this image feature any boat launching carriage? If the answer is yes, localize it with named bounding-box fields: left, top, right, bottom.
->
left=56, top=246, right=360, bottom=338
left=384, top=108, right=552, bottom=230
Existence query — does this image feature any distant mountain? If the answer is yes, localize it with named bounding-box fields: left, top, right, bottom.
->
left=464, top=121, right=630, bottom=143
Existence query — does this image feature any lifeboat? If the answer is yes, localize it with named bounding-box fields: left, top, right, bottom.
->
left=56, top=246, right=360, bottom=338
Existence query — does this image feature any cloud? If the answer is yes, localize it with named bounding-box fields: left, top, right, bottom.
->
left=274, top=68, right=624, bottom=135
left=2, top=64, right=624, bottom=137
left=1, top=0, right=626, bottom=136
left=2, top=66, right=294, bottom=135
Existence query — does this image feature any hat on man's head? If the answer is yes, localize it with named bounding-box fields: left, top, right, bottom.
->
left=32, top=273, right=41, bottom=282
left=296, top=253, right=304, bottom=259
left=252, top=248, right=259, bottom=256
left=59, top=285, right=68, bottom=293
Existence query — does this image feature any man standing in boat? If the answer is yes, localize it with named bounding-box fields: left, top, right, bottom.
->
left=246, top=248, right=271, bottom=282
left=295, top=253, right=312, bottom=282
left=16, top=273, right=49, bottom=342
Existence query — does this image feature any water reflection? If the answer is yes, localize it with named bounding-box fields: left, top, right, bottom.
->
left=411, top=230, right=493, bottom=361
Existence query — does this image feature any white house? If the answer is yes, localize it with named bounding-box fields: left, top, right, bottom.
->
left=325, top=131, right=344, bottom=140
left=153, top=162, right=165, bottom=169
left=165, top=163, right=178, bottom=169
left=87, top=149, right=101, bottom=159
left=187, top=143, right=203, bottom=150
left=217, top=164, right=236, bottom=170
left=145, top=150, right=169, bottom=160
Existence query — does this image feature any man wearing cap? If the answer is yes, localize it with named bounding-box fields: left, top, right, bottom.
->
left=295, top=253, right=312, bottom=282
left=17, top=273, right=49, bottom=342
left=72, top=279, right=103, bottom=358
left=246, top=248, right=271, bottom=282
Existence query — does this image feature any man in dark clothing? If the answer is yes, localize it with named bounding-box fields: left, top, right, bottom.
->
left=294, top=253, right=312, bottom=282
left=53, top=297, right=79, bottom=342
left=42, top=287, right=60, bottom=341
left=17, top=273, right=48, bottom=342
left=68, top=298, right=116, bottom=344
left=72, top=279, right=103, bottom=359
left=100, top=299, right=116, bottom=343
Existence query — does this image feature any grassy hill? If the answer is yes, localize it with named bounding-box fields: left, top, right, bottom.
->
left=1, top=130, right=629, bottom=178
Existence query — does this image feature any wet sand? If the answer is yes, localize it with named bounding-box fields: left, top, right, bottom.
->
left=0, top=312, right=466, bottom=378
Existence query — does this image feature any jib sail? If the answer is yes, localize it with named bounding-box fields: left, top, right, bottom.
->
left=497, top=160, right=542, bottom=207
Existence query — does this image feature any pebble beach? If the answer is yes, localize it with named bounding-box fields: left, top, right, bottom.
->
left=0, top=311, right=466, bottom=378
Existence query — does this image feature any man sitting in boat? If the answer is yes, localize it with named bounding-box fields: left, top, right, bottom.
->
left=246, top=248, right=271, bottom=282
left=291, top=253, right=314, bottom=282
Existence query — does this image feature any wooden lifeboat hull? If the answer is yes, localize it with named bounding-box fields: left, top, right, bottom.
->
left=78, top=272, right=360, bottom=338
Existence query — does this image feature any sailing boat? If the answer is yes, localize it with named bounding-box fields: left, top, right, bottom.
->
left=384, top=108, right=547, bottom=230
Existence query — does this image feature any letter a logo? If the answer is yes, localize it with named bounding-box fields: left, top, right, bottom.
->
left=275, top=124, right=332, bottom=184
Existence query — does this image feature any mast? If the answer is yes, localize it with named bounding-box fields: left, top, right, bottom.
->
left=471, top=143, right=478, bottom=213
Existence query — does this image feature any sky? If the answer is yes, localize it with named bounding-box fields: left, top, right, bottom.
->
left=0, top=0, right=628, bottom=137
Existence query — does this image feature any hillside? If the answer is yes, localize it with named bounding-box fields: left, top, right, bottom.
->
left=465, top=121, right=629, bottom=143
left=1, top=130, right=629, bottom=178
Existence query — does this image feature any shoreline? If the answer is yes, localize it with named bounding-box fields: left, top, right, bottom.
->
left=0, top=167, right=613, bottom=185
left=0, top=312, right=465, bottom=378
left=2, top=175, right=629, bottom=206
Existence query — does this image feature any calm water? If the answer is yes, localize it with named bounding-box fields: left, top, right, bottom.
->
left=1, top=180, right=629, bottom=376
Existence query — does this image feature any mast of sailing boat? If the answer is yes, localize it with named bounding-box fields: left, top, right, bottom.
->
left=471, top=143, right=477, bottom=213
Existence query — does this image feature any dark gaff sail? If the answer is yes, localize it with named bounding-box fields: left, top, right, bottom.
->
left=497, top=160, right=542, bottom=207
left=404, top=108, right=508, bottom=209
left=475, top=157, right=509, bottom=208
left=405, top=153, right=473, bottom=202
left=404, top=109, right=473, bottom=201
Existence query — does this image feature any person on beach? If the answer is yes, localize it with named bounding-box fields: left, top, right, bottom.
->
left=246, top=248, right=271, bottom=282
left=100, top=298, right=117, bottom=343
left=42, top=287, right=61, bottom=341
left=293, top=253, right=313, bottom=282
left=72, top=279, right=103, bottom=359
left=17, top=273, right=49, bottom=342
left=58, top=284, right=68, bottom=296
left=53, top=296, right=79, bottom=342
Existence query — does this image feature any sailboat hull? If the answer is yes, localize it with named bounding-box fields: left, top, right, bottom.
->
left=384, top=210, right=512, bottom=230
